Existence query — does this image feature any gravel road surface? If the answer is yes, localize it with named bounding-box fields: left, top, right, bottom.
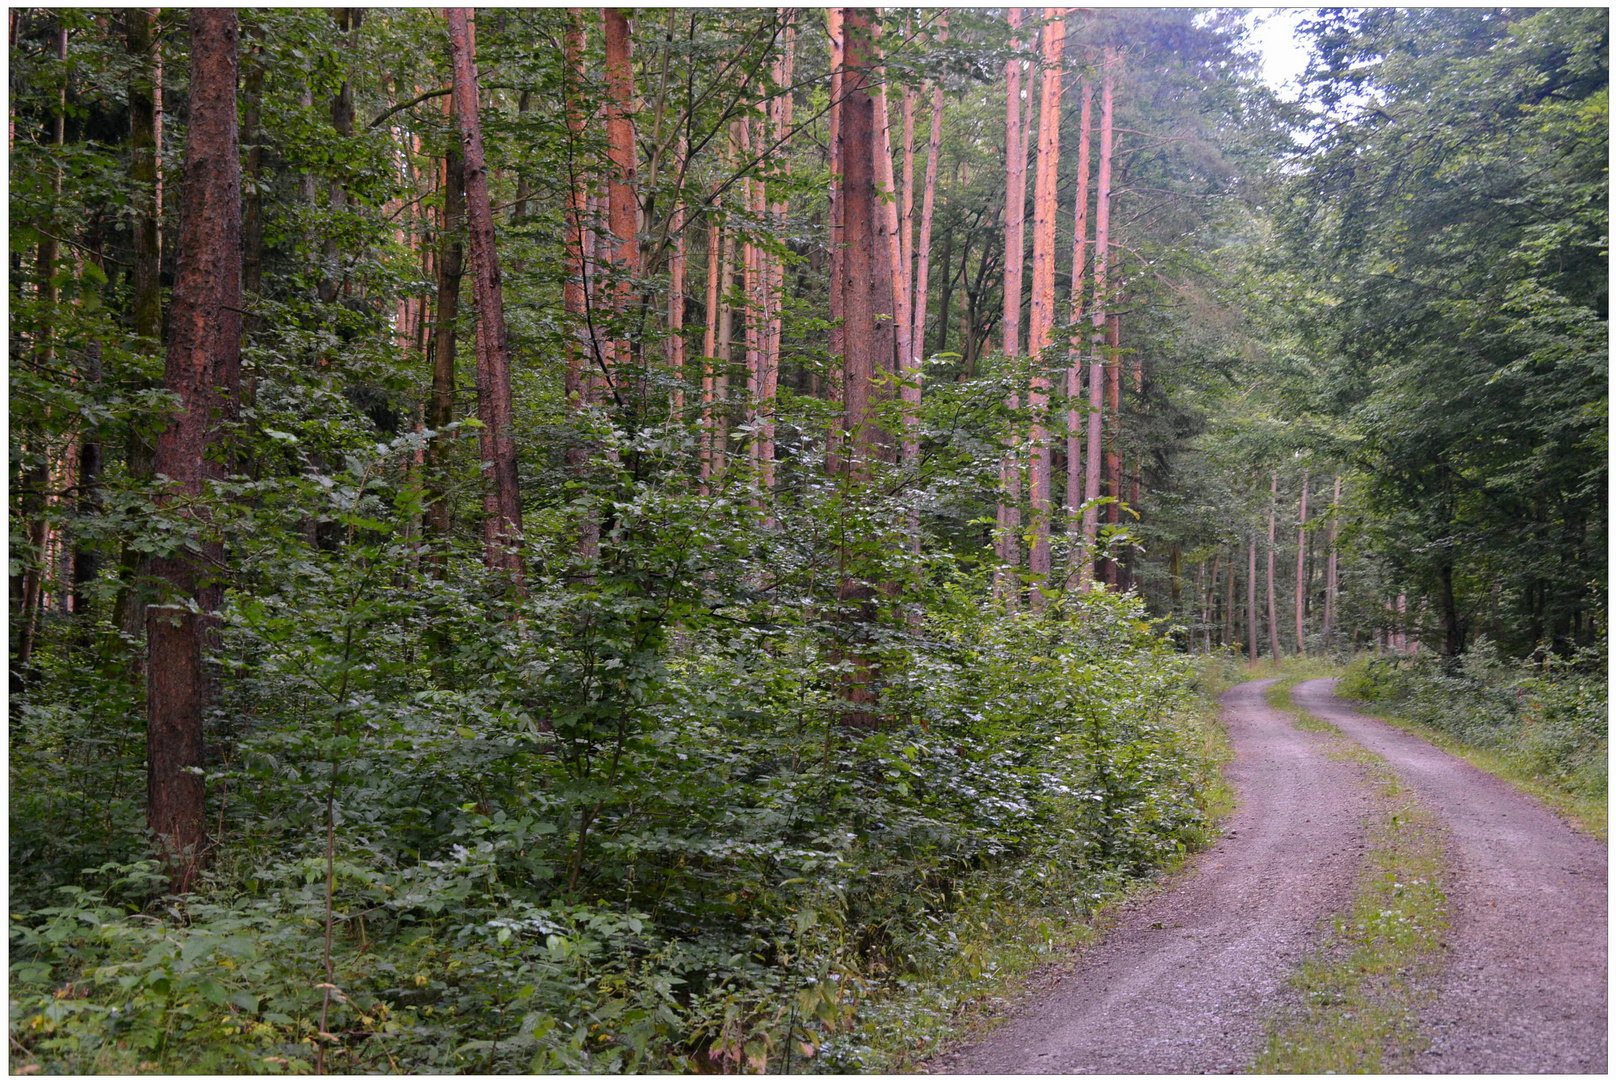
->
left=1292, top=678, right=1607, bottom=1074
left=930, top=679, right=1372, bottom=1074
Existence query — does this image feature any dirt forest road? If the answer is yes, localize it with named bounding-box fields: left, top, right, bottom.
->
left=1292, top=678, right=1607, bottom=1073
left=930, top=677, right=1608, bottom=1075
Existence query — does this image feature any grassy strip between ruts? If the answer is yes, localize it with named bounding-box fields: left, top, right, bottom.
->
left=1253, top=676, right=1450, bottom=1073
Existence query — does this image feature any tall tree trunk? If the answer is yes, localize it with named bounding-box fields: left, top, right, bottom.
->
left=872, top=78, right=910, bottom=463
left=761, top=16, right=794, bottom=494
left=700, top=216, right=721, bottom=491
left=424, top=97, right=465, bottom=571
left=17, top=22, right=68, bottom=669
left=995, top=7, right=1027, bottom=601
left=910, top=31, right=945, bottom=359
left=1266, top=472, right=1281, bottom=665
left=1226, top=543, right=1236, bottom=648
left=1025, top=9, right=1065, bottom=603
left=1294, top=467, right=1309, bottom=655
left=825, top=8, right=844, bottom=421
left=447, top=9, right=524, bottom=587
left=666, top=138, right=687, bottom=418
left=111, top=8, right=164, bottom=653
left=1247, top=534, right=1258, bottom=661
left=1205, top=552, right=1219, bottom=651
left=1322, top=474, right=1340, bottom=643
left=833, top=7, right=881, bottom=726
left=146, top=8, right=242, bottom=890
left=1064, top=79, right=1092, bottom=568
left=561, top=10, right=600, bottom=558
left=1081, top=52, right=1115, bottom=589
left=1102, top=310, right=1122, bottom=587
left=604, top=8, right=641, bottom=395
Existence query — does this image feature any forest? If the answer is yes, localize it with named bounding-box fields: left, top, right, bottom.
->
left=8, top=6, right=1606, bottom=1074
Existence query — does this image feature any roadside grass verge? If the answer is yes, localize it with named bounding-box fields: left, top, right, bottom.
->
left=1255, top=683, right=1449, bottom=1073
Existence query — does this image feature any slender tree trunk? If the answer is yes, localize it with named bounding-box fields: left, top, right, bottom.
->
left=995, top=7, right=1027, bottom=601
left=562, top=9, right=598, bottom=558
left=111, top=8, right=164, bottom=653
left=700, top=216, right=721, bottom=491
left=1081, top=52, right=1115, bottom=589
left=911, top=46, right=945, bottom=358
left=1226, top=543, right=1236, bottom=648
left=1205, top=553, right=1218, bottom=652
left=1102, top=310, right=1122, bottom=587
left=872, top=79, right=911, bottom=462
left=447, top=9, right=524, bottom=587
left=667, top=139, right=686, bottom=418
left=1294, top=467, right=1308, bottom=655
left=146, top=8, right=241, bottom=890
left=1064, top=79, right=1092, bottom=568
left=1247, top=534, right=1258, bottom=661
left=761, top=16, right=794, bottom=494
left=1024, top=9, right=1065, bottom=604
left=424, top=98, right=465, bottom=571
left=825, top=8, right=844, bottom=423
left=1266, top=472, right=1281, bottom=665
left=1322, top=475, right=1340, bottom=643
left=604, top=8, right=641, bottom=394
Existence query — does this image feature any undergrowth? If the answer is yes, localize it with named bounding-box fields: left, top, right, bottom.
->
left=11, top=577, right=1223, bottom=1075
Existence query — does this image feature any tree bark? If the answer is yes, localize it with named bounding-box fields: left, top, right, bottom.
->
left=1064, top=79, right=1092, bottom=564
left=1247, top=534, right=1258, bottom=661
left=424, top=95, right=465, bottom=571
left=447, top=9, right=524, bottom=587
left=562, top=9, right=598, bottom=558
left=146, top=8, right=241, bottom=890
left=910, top=25, right=945, bottom=361
left=995, top=7, right=1027, bottom=601
left=832, top=7, right=882, bottom=727
left=110, top=8, right=164, bottom=653
left=1266, top=472, right=1281, bottom=665
left=1322, top=475, right=1340, bottom=643
left=1025, top=9, right=1065, bottom=603
left=1081, top=52, right=1115, bottom=590
left=604, top=8, right=641, bottom=389
left=1102, top=309, right=1122, bottom=587
left=1294, top=467, right=1309, bottom=655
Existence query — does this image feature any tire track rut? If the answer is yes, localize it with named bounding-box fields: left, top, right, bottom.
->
left=1292, top=678, right=1607, bottom=1073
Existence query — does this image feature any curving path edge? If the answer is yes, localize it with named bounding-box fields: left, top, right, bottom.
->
left=1291, top=678, right=1607, bottom=1074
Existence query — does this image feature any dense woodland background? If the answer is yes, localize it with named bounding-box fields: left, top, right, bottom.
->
left=9, top=7, right=1606, bottom=1073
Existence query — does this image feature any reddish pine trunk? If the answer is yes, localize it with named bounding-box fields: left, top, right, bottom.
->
left=1102, top=311, right=1121, bottom=587
left=146, top=8, right=242, bottom=890
left=910, top=18, right=945, bottom=362
left=761, top=16, right=794, bottom=492
left=1065, top=79, right=1092, bottom=559
left=1025, top=9, right=1065, bottom=600
left=447, top=9, right=524, bottom=587
left=1226, top=544, right=1236, bottom=647
left=604, top=8, right=640, bottom=385
left=996, top=9, right=1028, bottom=600
left=826, top=8, right=844, bottom=413
left=1080, top=51, right=1115, bottom=590
left=832, top=7, right=882, bottom=726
